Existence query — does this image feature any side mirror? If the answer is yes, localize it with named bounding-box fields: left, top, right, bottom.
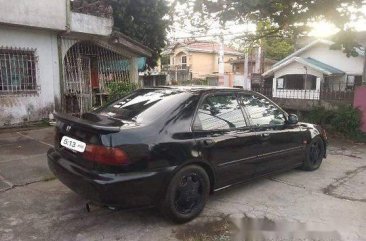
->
left=287, top=114, right=299, bottom=125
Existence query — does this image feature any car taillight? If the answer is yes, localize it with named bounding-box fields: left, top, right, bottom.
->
left=83, top=144, right=129, bottom=166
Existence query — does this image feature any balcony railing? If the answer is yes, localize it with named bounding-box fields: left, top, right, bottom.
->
left=252, top=87, right=355, bottom=103
left=162, top=64, right=189, bottom=71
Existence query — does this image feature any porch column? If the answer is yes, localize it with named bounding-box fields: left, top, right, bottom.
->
left=272, top=78, right=277, bottom=98
left=316, top=77, right=321, bottom=91
left=243, top=51, right=249, bottom=89
left=129, top=57, right=139, bottom=84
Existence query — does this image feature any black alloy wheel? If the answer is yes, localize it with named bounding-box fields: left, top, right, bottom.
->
left=161, top=165, right=210, bottom=223
left=302, top=136, right=325, bottom=171
left=174, top=173, right=203, bottom=215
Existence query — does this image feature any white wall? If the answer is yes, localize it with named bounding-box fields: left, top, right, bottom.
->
left=273, top=61, right=322, bottom=100
left=274, top=61, right=323, bottom=79
left=300, top=43, right=364, bottom=75
left=0, top=26, right=60, bottom=126
left=0, top=0, right=67, bottom=31
left=71, top=12, right=113, bottom=36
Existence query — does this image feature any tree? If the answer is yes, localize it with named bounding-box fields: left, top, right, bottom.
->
left=109, top=0, right=170, bottom=68
left=73, top=0, right=170, bottom=68
left=263, top=38, right=295, bottom=61
left=256, top=21, right=295, bottom=61
left=173, top=0, right=365, bottom=55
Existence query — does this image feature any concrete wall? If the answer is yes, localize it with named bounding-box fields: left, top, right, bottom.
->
left=190, top=52, right=216, bottom=78
left=0, top=0, right=67, bottom=31
left=190, top=52, right=237, bottom=79
left=71, top=12, right=113, bottom=36
left=223, top=55, right=237, bottom=73
left=0, top=26, right=60, bottom=126
left=353, top=86, right=366, bottom=133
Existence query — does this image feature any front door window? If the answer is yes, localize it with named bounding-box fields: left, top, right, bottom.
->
left=193, top=94, right=247, bottom=131
left=239, top=93, right=286, bottom=127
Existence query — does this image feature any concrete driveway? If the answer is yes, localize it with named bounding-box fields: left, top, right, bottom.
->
left=0, top=127, right=365, bottom=241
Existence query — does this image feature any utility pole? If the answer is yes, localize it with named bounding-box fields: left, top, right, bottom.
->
left=255, top=46, right=261, bottom=74
left=218, top=33, right=225, bottom=86
left=243, top=49, right=249, bottom=89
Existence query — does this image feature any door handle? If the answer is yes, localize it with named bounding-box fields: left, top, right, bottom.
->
left=200, top=139, right=216, bottom=147
left=261, top=133, right=270, bottom=137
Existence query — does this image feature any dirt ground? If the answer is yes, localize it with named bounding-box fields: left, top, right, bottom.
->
left=0, top=127, right=365, bottom=241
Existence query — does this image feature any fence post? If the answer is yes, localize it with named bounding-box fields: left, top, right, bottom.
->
left=129, top=57, right=139, bottom=84
left=316, top=77, right=321, bottom=100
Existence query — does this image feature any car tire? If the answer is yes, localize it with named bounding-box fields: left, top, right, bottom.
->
left=301, top=136, right=325, bottom=171
left=160, top=165, right=210, bottom=223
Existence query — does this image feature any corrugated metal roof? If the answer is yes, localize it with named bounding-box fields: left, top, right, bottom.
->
left=302, top=57, right=345, bottom=75
left=262, top=57, right=346, bottom=77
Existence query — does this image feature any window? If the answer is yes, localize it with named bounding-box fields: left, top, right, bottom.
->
left=0, top=48, right=37, bottom=93
left=193, top=94, right=247, bottom=131
left=277, top=78, right=284, bottom=89
left=277, top=74, right=317, bottom=90
left=347, top=75, right=355, bottom=87
left=346, top=75, right=362, bottom=90
left=240, top=94, right=286, bottom=126
left=96, top=88, right=188, bottom=123
left=181, top=55, right=187, bottom=69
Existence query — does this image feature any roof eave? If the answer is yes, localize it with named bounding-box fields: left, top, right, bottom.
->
left=273, top=39, right=334, bottom=67
left=263, top=57, right=345, bottom=77
left=111, top=31, right=153, bottom=57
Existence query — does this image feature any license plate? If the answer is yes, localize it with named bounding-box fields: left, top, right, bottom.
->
left=60, top=136, right=86, bottom=153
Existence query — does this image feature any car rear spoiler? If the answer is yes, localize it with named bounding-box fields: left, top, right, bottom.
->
left=53, top=112, right=121, bottom=133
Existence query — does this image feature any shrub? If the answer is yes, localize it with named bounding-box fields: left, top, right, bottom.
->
left=106, top=81, right=139, bottom=100
left=331, top=105, right=362, bottom=137
left=305, top=105, right=362, bottom=138
left=305, top=107, right=335, bottom=126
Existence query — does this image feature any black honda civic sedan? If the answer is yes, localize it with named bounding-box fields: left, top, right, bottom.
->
left=48, top=86, right=327, bottom=223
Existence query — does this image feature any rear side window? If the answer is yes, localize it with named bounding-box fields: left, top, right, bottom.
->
left=239, top=94, right=286, bottom=127
left=96, top=88, right=189, bottom=123
left=193, top=94, right=247, bottom=131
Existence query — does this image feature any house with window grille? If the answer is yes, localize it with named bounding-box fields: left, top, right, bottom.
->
left=160, top=40, right=243, bottom=84
left=262, top=39, right=364, bottom=102
left=0, top=0, right=151, bottom=126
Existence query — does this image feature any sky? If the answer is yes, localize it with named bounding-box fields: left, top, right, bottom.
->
left=167, top=1, right=366, bottom=43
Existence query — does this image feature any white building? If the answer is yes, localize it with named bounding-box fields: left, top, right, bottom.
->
left=0, top=0, right=151, bottom=126
left=263, top=39, right=364, bottom=100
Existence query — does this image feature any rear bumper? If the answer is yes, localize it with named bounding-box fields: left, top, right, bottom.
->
left=47, top=148, right=173, bottom=208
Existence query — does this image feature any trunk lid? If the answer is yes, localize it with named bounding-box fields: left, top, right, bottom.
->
left=53, top=112, right=123, bottom=168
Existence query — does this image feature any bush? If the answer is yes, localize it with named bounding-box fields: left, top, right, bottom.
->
left=305, top=105, right=362, bottom=138
left=106, top=82, right=139, bottom=100
left=305, top=107, right=335, bottom=126
left=331, top=105, right=362, bottom=137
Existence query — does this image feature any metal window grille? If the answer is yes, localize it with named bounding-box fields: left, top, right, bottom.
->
left=61, top=39, right=131, bottom=115
left=0, top=48, right=37, bottom=94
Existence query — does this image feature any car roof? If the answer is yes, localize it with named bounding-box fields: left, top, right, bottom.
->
left=148, top=85, right=253, bottom=94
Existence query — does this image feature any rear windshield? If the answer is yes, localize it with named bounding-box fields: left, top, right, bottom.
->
left=95, top=88, right=191, bottom=123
